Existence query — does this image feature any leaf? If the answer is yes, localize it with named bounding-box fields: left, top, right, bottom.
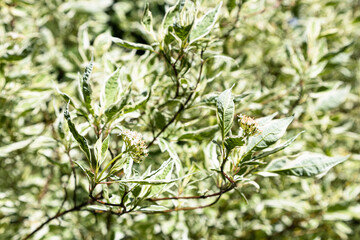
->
left=189, top=1, right=222, bottom=43
left=196, top=92, right=249, bottom=107
left=95, top=135, right=110, bottom=167
left=101, top=67, right=121, bottom=109
left=123, top=89, right=151, bottom=113
left=111, top=37, right=153, bottom=51
left=142, top=2, right=153, bottom=33
left=319, top=42, right=353, bottom=62
left=161, top=0, right=186, bottom=33
left=252, top=132, right=304, bottom=160
left=179, top=125, right=219, bottom=141
left=139, top=205, right=169, bottom=212
left=217, top=87, right=234, bottom=139
left=316, top=87, right=350, bottom=111
left=204, top=141, right=220, bottom=169
left=64, top=103, right=91, bottom=163
left=105, top=88, right=132, bottom=121
left=0, top=138, right=33, bottom=158
left=158, top=139, right=183, bottom=176
left=264, top=153, right=349, bottom=177
left=81, top=61, right=94, bottom=115
left=74, top=161, right=92, bottom=181
left=115, top=176, right=188, bottom=185
left=225, top=135, right=245, bottom=152
left=174, top=23, right=193, bottom=41
left=246, top=116, right=294, bottom=153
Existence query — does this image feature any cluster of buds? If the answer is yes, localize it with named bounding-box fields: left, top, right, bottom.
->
left=120, top=129, right=148, bottom=163
left=238, top=114, right=262, bottom=137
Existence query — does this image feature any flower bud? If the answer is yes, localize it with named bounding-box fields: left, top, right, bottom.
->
left=238, top=114, right=262, bottom=137
left=120, top=129, right=148, bottom=163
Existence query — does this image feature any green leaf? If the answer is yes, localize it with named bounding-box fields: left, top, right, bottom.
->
left=179, top=125, right=219, bottom=141
left=81, top=61, right=94, bottom=115
left=204, top=141, right=220, bottom=169
left=111, top=37, right=153, bottom=51
left=105, top=88, right=132, bottom=121
left=264, top=153, right=349, bottom=177
left=161, top=0, right=185, bottom=33
left=216, top=87, right=234, bottom=139
left=246, top=116, right=294, bottom=153
left=101, top=67, right=121, bottom=109
left=0, top=138, right=33, bottom=158
left=142, top=2, right=153, bottom=33
left=95, top=135, right=110, bottom=167
left=319, top=42, right=353, bottom=62
left=64, top=103, right=91, bottom=163
left=73, top=161, right=92, bottom=182
left=189, top=1, right=222, bottom=43
left=316, top=86, right=350, bottom=111
left=139, top=205, right=169, bottom=212
left=123, top=89, right=151, bottom=113
left=158, top=139, right=182, bottom=176
left=225, top=135, right=245, bottom=152
left=174, top=23, right=193, bottom=41
left=252, top=132, right=304, bottom=160
left=115, top=178, right=183, bottom=185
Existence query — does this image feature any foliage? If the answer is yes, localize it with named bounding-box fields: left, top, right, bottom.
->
left=0, top=0, right=359, bottom=239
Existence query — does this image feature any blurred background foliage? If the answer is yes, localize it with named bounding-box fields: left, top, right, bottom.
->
left=0, top=0, right=359, bottom=239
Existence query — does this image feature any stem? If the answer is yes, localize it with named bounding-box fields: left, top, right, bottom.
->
left=97, top=152, right=124, bottom=182
left=67, top=150, right=77, bottom=206
left=148, top=49, right=206, bottom=148
left=22, top=200, right=91, bottom=240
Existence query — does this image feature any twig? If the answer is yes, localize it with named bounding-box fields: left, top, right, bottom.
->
left=67, top=150, right=77, bottom=207
left=147, top=49, right=206, bottom=148
left=147, top=184, right=235, bottom=202
left=22, top=200, right=92, bottom=240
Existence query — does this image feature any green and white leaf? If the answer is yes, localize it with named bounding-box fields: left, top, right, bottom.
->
left=217, top=87, right=234, bottom=139
left=252, top=131, right=304, bottom=160
left=179, top=125, right=218, bottom=141
left=189, top=1, right=222, bottom=43
left=246, top=116, right=294, bottom=153
left=112, top=37, right=153, bottom=51
left=142, top=2, right=153, bottom=33
left=225, top=135, right=245, bottom=152
left=264, top=153, right=349, bottom=177
left=64, top=103, right=91, bottom=163
left=101, top=67, right=121, bottom=110
left=81, top=60, right=94, bottom=115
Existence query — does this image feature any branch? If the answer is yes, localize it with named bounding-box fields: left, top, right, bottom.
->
left=23, top=200, right=91, bottom=240
left=67, top=150, right=77, bottom=206
left=147, top=184, right=235, bottom=202
left=147, top=49, right=206, bottom=148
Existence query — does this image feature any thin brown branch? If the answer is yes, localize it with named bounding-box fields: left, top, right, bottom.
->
left=147, top=49, right=206, bottom=148
left=22, top=200, right=92, bottom=240
left=147, top=184, right=235, bottom=202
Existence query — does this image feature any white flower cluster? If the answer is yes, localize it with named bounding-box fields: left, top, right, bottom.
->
left=121, top=129, right=148, bottom=163
left=238, top=114, right=262, bottom=137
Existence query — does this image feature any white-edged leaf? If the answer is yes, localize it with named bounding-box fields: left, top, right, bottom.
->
left=217, top=87, right=234, bottom=139
left=316, top=86, right=350, bottom=111
left=81, top=60, right=94, bottom=115
left=0, top=138, right=34, bottom=157
left=111, top=37, right=153, bottom=51
left=252, top=131, right=304, bottom=160
left=246, top=116, right=294, bottom=153
left=64, top=103, right=91, bottom=163
left=101, top=67, right=121, bottom=109
left=265, top=153, right=349, bottom=177
left=190, top=1, right=222, bottom=43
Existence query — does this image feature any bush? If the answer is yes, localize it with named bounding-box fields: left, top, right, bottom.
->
left=1, top=0, right=359, bottom=239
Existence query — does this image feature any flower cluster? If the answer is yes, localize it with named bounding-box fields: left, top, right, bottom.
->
left=238, top=114, right=262, bottom=137
left=120, top=129, right=148, bottom=163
